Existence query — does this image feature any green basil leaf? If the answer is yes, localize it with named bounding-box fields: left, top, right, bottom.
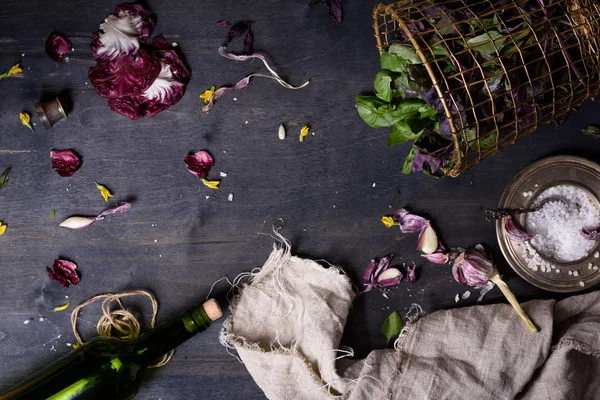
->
left=382, top=310, right=403, bottom=344
left=394, top=99, right=428, bottom=115
left=466, top=129, right=498, bottom=152
left=582, top=124, right=600, bottom=137
left=0, top=167, right=10, bottom=190
left=374, top=71, right=394, bottom=102
left=402, top=147, right=417, bottom=175
left=418, top=104, right=438, bottom=121
left=387, top=121, right=418, bottom=146
left=380, top=51, right=407, bottom=73
left=466, top=30, right=506, bottom=55
left=388, top=43, right=423, bottom=64
left=355, top=96, right=398, bottom=128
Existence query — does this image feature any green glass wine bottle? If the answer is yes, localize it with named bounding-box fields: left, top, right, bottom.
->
left=0, top=299, right=222, bottom=400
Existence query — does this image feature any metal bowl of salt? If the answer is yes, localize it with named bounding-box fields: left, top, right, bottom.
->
left=497, top=155, right=600, bottom=292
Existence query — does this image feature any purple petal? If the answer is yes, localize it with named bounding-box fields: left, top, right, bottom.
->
left=45, top=33, right=71, bottom=62
left=216, top=20, right=231, bottom=26
left=184, top=151, right=215, bottom=179
left=46, top=259, right=80, bottom=287
left=373, top=254, right=393, bottom=280
left=97, top=202, right=131, bottom=219
left=504, top=217, right=534, bottom=241
left=407, top=264, right=417, bottom=283
left=326, top=0, right=343, bottom=24
left=422, top=252, right=448, bottom=264
left=363, top=259, right=378, bottom=284
left=581, top=227, right=600, bottom=240
left=393, top=209, right=428, bottom=233
left=51, top=149, right=82, bottom=178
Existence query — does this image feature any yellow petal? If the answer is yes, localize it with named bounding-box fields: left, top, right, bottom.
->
left=201, top=178, right=220, bottom=189
left=381, top=216, right=397, bottom=228
left=199, top=86, right=215, bottom=104
left=19, top=112, right=33, bottom=131
left=72, top=343, right=80, bottom=349
left=51, top=302, right=70, bottom=312
left=0, top=223, right=6, bottom=236
left=9, top=63, right=22, bottom=75
left=299, top=125, right=310, bottom=142
left=94, top=181, right=113, bottom=202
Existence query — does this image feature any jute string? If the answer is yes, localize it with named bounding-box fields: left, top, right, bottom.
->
left=70, top=290, right=173, bottom=368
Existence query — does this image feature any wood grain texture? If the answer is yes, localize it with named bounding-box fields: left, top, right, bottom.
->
left=0, top=0, right=599, bottom=398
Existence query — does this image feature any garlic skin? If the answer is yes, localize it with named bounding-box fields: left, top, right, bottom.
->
left=59, top=217, right=96, bottom=230
left=418, top=224, right=438, bottom=254
left=278, top=124, right=286, bottom=140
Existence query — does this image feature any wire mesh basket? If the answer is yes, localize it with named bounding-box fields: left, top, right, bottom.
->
left=373, top=0, right=600, bottom=177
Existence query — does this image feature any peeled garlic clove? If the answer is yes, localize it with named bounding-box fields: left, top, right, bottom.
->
left=59, top=216, right=96, bottom=229
left=376, top=268, right=403, bottom=287
left=418, top=224, right=438, bottom=254
left=278, top=124, right=286, bottom=140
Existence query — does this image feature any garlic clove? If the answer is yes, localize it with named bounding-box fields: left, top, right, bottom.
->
left=278, top=124, right=286, bottom=140
left=59, top=216, right=96, bottom=230
left=418, top=224, right=438, bottom=254
left=376, top=268, right=403, bottom=287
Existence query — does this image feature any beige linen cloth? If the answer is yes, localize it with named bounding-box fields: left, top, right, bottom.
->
left=220, top=240, right=600, bottom=400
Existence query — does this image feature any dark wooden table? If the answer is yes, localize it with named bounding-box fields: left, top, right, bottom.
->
left=1, top=1, right=599, bottom=398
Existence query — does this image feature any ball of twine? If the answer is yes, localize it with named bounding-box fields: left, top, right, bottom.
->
left=70, top=290, right=173, bottom=368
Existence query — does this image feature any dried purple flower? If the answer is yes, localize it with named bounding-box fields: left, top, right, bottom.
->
left=453, top=245, right=538, bottom=333
left=184, top=151, right=214, bottom=179
left=504, top=217, right=534, bottom=241
left=45, top=33, right=71, bottom=62
left=51, top=149, right=82, bottom=178
left=581, top=227, right=600, bottom=240
left=46, top=259, right=80, bottom=287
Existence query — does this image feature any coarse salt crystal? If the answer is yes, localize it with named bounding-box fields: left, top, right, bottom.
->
left=219, top=172, right=227, bottom=177
left=23, top=320, right=30, bottom=324
left=39, top=317, right=44, bottom=322
left=228, top=193, right=234, bottom=202
left=594, top=265, right=599, bottom=271
left=455, top=294, right=460, bottom=303
left=568, top=270, right=573, bottom=275
left=556, top=268, right=561, bottom=273
left=573, top=271, right=579, bottom=277
left=580, top=281, right=585, bottom=287
left=526, top=185, right=600, bottom=262
left=589, top=264, right=593, bottom=270
left=595, top=251, right=599, bottom=258
left=523, top=191, right=533, bottom=197
left=462, top=290, right=471, bottom=299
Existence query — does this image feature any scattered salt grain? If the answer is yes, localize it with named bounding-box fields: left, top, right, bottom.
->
left=233, top=97, right=237, bottom=101
left=39, top=317, right=44, bottom=322
left=372, top=183, right=376, bottom=188
left=573, top=271, right=579, bottom=277
left=228, top=193, right=234, bottom=202
left=245, top=121, right=248, bottom=124
left=595, top=251, right=599, bottom=258
left=523, top=191, right=533, bottom=197
left=580, top=281, right=585, bottom=287
left=455, top=294, right=460, bottom=303
left=462, top=290, right=471, bottom=299
left=154, top=239, right=157, bottom=243
left=50, top=345, right=56, bottom=352
left=21, top=53, right=25, bottom=57
left=588, top=264, right=592, bottom=270
left=556, top=268, right=560, bottom=273
left=568, top=270, right=573, bottom=275
left=65, top=295, right=69, bottom=299
left=219, top=171, right=227, bottom=177
left=205, top=196, right=209, bottom=200
left=23, top=320, right=30, bottom=324
left=66, top=343, right=72, bottom=347
left=594, top=265, right=599, bottom=271
left=172, top=42, right=178, bottom=47
left=526, top=185, right=600, bottom=262
left=382, top=292, right=389, bottom=299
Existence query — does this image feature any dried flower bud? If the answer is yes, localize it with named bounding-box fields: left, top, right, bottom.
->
left=452, top=245, right=495, bottom=286
left=418, top=224, right=438, bottom=254
left=46, top=259, right=80, bottom=287
left=51, top=149, right=82, bottom=178
left=393, top=208, right=428, bottom=233
left=504, top=217, right=534, bottom=241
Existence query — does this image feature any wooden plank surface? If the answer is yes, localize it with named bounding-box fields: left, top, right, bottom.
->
left=0, top=0, right=599, bottom=398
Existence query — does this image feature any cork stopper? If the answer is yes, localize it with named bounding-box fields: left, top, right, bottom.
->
left=202, top=299, right=223, bottom=321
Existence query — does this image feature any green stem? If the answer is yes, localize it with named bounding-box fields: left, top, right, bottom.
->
left=490, top=274, right=538, bottom=333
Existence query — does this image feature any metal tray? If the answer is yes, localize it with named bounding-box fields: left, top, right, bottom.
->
left=497, top=155, right=600, bottom=292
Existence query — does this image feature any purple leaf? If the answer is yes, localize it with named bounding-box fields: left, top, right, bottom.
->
left=326, top=0, right=343, bottom=24
left=46, top=259, right=80, bottom=287
left=412, top=147, right=442, bottom=173
left=184, top=151, right=215, bottom=179
left=51, top=149, right=82, bottom=178
left=393, top=209, right=429, bottom=233
left=504, top=217, right=534, bottom=241
left=45, top=33, right=71, bottom=62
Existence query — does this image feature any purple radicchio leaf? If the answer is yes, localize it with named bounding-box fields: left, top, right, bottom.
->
left=90, top=3, right=156, bottom=60
left=88, top=48, right=161, bottom=99
left=184, top=151, right=215, bottom=179
left=581, top=227, right=600, bottom=240
left=393, top=209, right=429, bottom=233
left=51, top=149, right=82, bottom=178
left=108, top=36, right=191, bottom=120
left=452, top=245, right=496, bottom=287
left=504, top=217, right=534, bottom=241
left=45, top=33, right=71, bottom=62
left=46, top=259, right=80, bottom=287
left=326, top=0, right=343, bottom=24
